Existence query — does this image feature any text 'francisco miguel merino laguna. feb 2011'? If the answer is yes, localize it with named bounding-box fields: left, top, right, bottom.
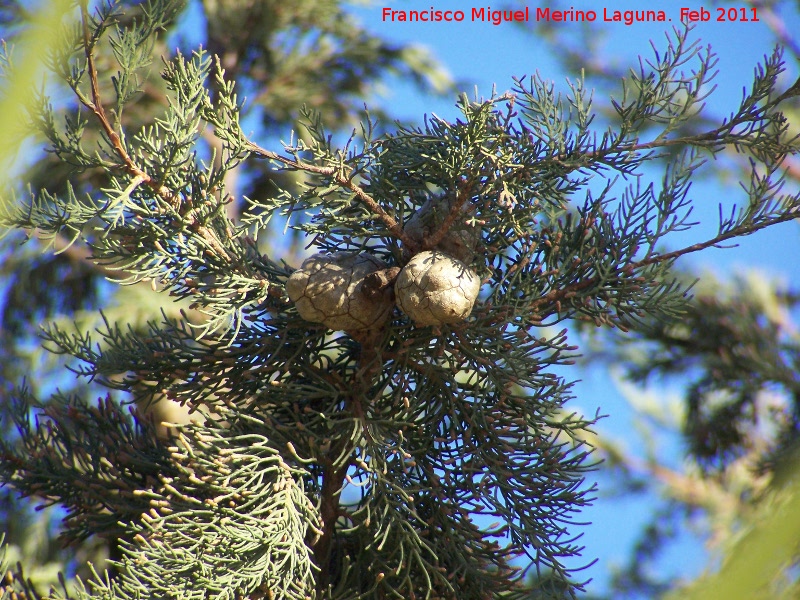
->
left=379, top=6, right=765, bottom=26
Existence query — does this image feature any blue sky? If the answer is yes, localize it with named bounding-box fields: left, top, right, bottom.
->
left=343, top=1, right=800, bottom=594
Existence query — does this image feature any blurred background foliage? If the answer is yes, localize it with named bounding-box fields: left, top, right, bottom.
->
left=1, top=0, right=800, bottom=598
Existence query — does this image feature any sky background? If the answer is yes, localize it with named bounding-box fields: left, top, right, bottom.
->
left=338, top=0, right=800, bottom=594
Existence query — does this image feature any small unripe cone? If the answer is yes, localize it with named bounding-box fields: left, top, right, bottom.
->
left=395, top=251, right=480, bottom=326
left=404, top=195, right=480, bottom=262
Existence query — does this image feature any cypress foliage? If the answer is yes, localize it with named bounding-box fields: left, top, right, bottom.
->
left=1, top=2, right=799, bottom=598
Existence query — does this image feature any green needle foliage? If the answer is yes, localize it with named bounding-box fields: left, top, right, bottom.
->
left=1, top=1, right=799, bottom=598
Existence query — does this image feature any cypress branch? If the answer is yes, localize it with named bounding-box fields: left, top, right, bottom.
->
left=1, top=7, right=798, bottom=599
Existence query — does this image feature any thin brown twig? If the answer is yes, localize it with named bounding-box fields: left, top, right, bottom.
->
left=634, top=207, right=800, bottom=268
left=79, top=2, right=174, bottom=203
left=245, top=141, right=417, bottom=251
left=78, top=1, right=230, bottom=260
left=528, top=205, right=800, bottom=317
